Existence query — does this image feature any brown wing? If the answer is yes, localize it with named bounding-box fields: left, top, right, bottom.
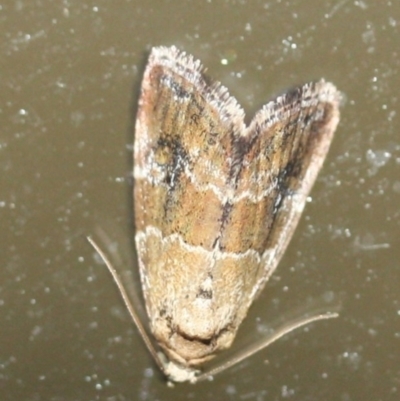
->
left=219, top=80, right=341, bottom=299
left=132, top=46, right=340, bottom=369
left=134, top=47, right=244, bottom=250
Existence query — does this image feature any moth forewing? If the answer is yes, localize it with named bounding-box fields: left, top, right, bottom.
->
left=90, top=45, right=341, bottom=384
left=237, top=80, right=341, bottom=301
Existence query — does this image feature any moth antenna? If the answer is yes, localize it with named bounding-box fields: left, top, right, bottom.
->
left=196, top=310, right=339, bottom=382
left=86, top=236, right=167, bottom=375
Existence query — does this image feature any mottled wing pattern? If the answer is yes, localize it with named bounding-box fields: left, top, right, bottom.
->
left=134, top=47, right=241, bottom=247
left=134, top=47, right=248, bottom=363
left=222, top=81, right=341, bottom=300
left=133, top=46, right=340, bottom=367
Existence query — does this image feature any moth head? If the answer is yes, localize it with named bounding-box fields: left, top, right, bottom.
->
left=152, top=311, right=236, bottom=368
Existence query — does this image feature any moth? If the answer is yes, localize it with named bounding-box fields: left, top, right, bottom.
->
left=88, top=45, right=341, bottom=384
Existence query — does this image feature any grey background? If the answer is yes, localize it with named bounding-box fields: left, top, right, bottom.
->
left=1, top=0, right=399, bottom=400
